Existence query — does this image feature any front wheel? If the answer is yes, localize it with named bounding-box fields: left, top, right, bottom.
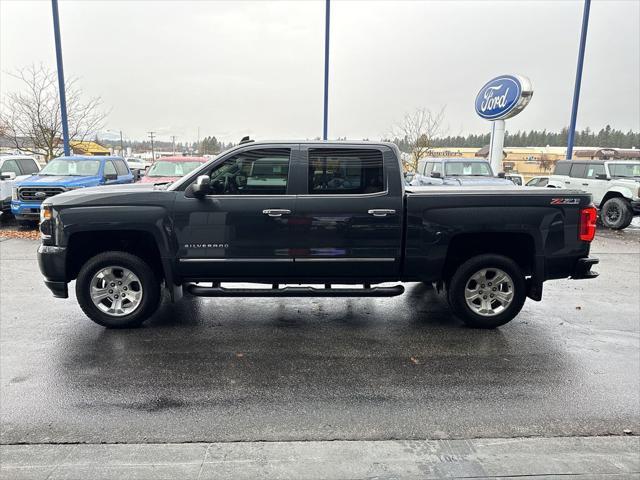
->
left=76, top=251, right=161, bottom=328
left=600, top=197, right=633, bottom=230
left=447, top=254, right=526, bottom=328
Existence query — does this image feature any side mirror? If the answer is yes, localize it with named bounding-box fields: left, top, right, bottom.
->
left=596, top=173, right=608, bottom=180
left=430, top=171, right=442, bottom=178
left=0, top=172, right=17, bottom=180
left=497, top=172, right=506, bottom=178
left=192, top=175, right=211, bottom=197
left=104, top=173, right=118, bottom=181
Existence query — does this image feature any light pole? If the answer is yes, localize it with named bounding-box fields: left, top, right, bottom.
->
left=567, top=0, right=591, bottom=160
left=51, top=0, right=70, bottom=156
left=148, top=131, right=156, bottom=162
left=322, top=0, right=330, bottom=141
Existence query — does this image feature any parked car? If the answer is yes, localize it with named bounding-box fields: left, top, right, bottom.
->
left=12, top=155, right=134, bottom=225
left=526, top=176, right=550, bottom=187
left=0, top=155, right=40, bottom=218
left=37, top=141, right=598, bottom=330
left=125, top=158, right=151, bottom=178
left=139, top=156, right=206, bottom=184
left=548, top=159, right=640, bottom=229
left=409, top=158, right=514, bottom=187
left=505, top=173, right=525, bottom=186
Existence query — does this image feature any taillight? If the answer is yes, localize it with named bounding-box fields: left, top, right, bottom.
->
left=579, top=206, right=597, bottom=242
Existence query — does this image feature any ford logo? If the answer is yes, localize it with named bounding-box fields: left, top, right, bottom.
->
left=34, top=192, right=47, bottom=199
left=475, top=75, right=532, bottom=121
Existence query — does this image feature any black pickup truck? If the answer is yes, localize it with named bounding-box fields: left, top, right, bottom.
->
left=37, top=141, right=599, bottom=329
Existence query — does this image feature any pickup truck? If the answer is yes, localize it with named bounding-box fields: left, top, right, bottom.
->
left=409, top=157, right=514, bottom=187
left=12, top=155, right=134, bottom=225
left=37, top=141, right=599, bottom=329
left=548, top=159, right=640, bottom=229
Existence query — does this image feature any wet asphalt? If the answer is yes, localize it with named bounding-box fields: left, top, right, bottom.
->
left=0, top=228, right=638, bottom=445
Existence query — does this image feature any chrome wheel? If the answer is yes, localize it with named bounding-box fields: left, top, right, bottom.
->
left=89, top=266, right=143, bottom=317
left=464, top=268, right=514, bottom=317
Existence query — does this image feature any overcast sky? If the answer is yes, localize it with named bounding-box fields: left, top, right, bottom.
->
left=1, top=0, right=639, bottom=143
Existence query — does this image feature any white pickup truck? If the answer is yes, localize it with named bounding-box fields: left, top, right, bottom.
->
left=0, top=155, right=40, bottom=218
left=548, top=159, right=640, bottom=229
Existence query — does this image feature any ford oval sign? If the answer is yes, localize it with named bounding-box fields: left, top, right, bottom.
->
left=475, top=75, right=533, bottom=121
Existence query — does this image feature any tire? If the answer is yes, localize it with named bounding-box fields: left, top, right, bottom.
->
left=447, top=254, right=526, bottom=329
left=600, top=197, right=633, bottom=230
left=75, top=251, right=161, bottom=328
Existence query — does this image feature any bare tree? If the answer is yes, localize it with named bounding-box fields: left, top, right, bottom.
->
left=0, top=64, right=107, bottom=161
left=537, top=153, right=556, bottom=173
left=392, top=107, right=447, bottom=172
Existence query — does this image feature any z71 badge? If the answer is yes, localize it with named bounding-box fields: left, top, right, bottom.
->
left=550, top=198, right=580, bottom=205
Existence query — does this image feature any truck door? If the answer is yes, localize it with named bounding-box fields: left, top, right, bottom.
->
left=173, top=145, right=297, bottom=279
left=289, top=146, right=403, bottom=278
left=583, top=163, right=608, bottom=205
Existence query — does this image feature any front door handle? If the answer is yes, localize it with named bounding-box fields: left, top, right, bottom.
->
left=368, top=209, right=396, bottom=217
left=564, top=181, right=571, bottom=184
left=263, top=209, right=291, bottom=217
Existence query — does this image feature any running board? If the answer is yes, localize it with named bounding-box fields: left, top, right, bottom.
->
left=185, top=284, right=405, bottom=298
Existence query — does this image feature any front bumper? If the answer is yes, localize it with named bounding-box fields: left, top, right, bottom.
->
left=571, top=257, right=599, bottom=280
left=37, top=245, right=68, bottom=298
left=11, top=200, right=42, bottom=219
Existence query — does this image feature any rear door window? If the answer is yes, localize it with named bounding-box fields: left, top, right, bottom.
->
left=554, top=162, right=570, bottom=176
left=569, top=163, right=587, bottom=178
left=114, top=160, right=129, bottom=176
left=307, top=148, right=384, bottom=195
left=17, top=159, right=39, bottom=175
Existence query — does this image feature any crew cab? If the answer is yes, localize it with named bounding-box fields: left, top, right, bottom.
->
left=548, top=159, right=640, bottom=229
left=0, top=155, right=40, bottom=218
left=409, top=157, right=514, bottom=187
left=12, top=155, right=134, bottom=225
left=37, top=141, right=599, bottom=329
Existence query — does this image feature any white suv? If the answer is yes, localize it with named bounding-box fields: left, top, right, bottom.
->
left=0, top=155, right=40, bottom=218
left=548, top=160, right=640, bottom=229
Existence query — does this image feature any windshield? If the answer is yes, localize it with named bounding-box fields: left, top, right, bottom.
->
left=39, top=159, right=101, bottom=176
left=609, top=163, right=640, bottom=178
left=147, top=161, right=203, bottom=177
left=445, top=162, right=492, bottom=176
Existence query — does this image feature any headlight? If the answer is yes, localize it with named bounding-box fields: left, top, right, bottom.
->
left=11, top=187, right=18, bottom=201
left=40, top=204, right=53, bottom=240
left=40, top=204, right=52, bottom=222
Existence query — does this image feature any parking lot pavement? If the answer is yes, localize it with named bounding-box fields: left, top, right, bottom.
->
left=0, top=229, right=638, bottom=447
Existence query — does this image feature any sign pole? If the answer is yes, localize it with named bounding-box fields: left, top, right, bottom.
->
left=51, top=0, right=70, bottom=157
left=489, top=119, right=505, bottom=174
left=566, top=0, right=591, bottom=160
left=322, top=0, right=330, bottom=141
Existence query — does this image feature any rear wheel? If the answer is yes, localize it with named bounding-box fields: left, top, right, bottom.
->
left=448, top=254, right=526, bottom=328
left=600, top=197, right=633, bottom=230
left=76, top=251, right=161, bottom=328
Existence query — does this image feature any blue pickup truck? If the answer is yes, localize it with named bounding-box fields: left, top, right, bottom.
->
left=12, top=155, right=134, bottom=225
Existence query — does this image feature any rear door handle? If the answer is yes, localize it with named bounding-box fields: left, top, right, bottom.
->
left=263, top=209, right=291, bottom=217
left=582, top=183, right=589, bottom=186
left=368, top=209, right=396, bottom=217
left=564, top=181, right=571, bottom=184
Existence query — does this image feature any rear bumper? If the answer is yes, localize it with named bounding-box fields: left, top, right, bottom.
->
left=571, top=257, right=599, bottom=280
left=37, top=245, right=69, bottom=298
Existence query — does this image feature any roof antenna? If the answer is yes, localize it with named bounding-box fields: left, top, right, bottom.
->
left=239, top=136, right=254, bottom=145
